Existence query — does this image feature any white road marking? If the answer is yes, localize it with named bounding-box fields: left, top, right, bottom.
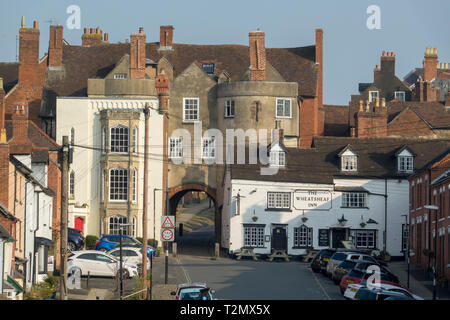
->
left=176, top=255, right=192, bottom=283
left=309, top=266, right=331, bottom=300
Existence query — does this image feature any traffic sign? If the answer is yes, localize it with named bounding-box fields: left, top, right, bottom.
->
left=162, top=216, right=175, bottom=229
left=161, top=228, right=174, bottom=242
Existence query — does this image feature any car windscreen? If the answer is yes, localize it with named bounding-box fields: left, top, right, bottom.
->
left=339, top=261, right=357, bottom=270
left=355, top=289, right=377, bottom=300
left=347, top=269, right=364, bottom=278
left=332, top=253, right=347, bottom=261
left=180, top=290, right=202, bottom=300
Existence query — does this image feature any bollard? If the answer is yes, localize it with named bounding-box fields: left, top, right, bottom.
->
left=87, top=272, right=90, bottom=289
left=172, top=242, right=177, bottom=257
left=214, top=242, right=220, bottom=260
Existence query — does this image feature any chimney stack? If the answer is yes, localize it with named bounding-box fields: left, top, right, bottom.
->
left=104, top=33, right=109, bottom=42
left=156, top=71, right=170, bottom=113
left=380, top=50, right=395, bottom=75
left=49, top=25, right=64, bottom=67
left=423, top=47, right=438, bottom=82
left=130, top=28, right=146, bottom=79
left=82, top=27, right=105, bottom=47
left=19, top=17, right=40, bottom=65
left=0, top=78, right=5, bottom=143
left=159, top=26, right=174, bottom=49
left=249, top=30, right=266, bottom=81
left=315, top=29, right=324, bottom=108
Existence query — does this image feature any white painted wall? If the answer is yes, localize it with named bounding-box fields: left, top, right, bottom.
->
left=224, top=175, right=409, bottom=257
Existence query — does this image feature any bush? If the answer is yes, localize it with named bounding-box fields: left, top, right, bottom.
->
left=86, top=235, right=99, bottom=249
left=148, top=239, right=158, bottom=248
left=136, top=237, right=143, bottom=244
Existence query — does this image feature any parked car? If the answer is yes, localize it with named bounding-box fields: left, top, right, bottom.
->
left=107, top=247, right=150, bottom=268
left=68, top=227, right=85, bottom=251
left=332, top=260, right=358, bottom=284
left=95, top=235, right=156, bottom=257
left=326, top=251, right=378, bottom=277
left=311, top=249, right=336, bottom=273
left=339, top=267, right=402, bottom=295
left=344, top=283, right=423, bottom=300
left=67, top=250, right=139, bottom=278
left=170, top=283, right=217, bottom=300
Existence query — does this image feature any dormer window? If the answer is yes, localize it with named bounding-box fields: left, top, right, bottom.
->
left=394, top=91, right=405, bottom=102
left=369, top=91, right=379, bottom=102
left=339, top=145, right=358, bottom=172
left=202, top=64, right=214, bottom=74
left=396, top=147, right=415, bottom=173
left=270, top=151, right=286, bottom=167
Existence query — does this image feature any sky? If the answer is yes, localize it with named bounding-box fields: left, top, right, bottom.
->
left=0, top=0, right=449, bottom=105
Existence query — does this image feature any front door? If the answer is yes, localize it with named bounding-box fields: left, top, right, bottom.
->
left=75, top=217, right=84, bottom=233
left=332, top=228, right=347, bottom=248
left=272, top=227, right=287, bottom=251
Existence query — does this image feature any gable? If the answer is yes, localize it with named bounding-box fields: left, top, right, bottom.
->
left=105, top=54, right=130, bottom=79
left=388, top=107, right=434, bottom=137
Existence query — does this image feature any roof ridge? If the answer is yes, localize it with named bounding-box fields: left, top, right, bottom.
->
left=28, top=120, right=60, bottom=148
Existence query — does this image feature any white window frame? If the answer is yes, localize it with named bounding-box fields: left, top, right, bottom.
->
left=276, top=98, right=292, bottom=118
left=342, top=192, right=367, bottom=208
left=132, top=126, right=138, bottom=154
left=269, top=151, right=286, bottom=167
left=244, top=225, right=265, bottom=248
left=109, top=215, right=128, bottom=235
left=351, top=230, right=376, bottom=249
left=369, top=91, right=379, bottom=102
left=132, top=168, right=137, bottom=203
left=169, top=137, right=183, bottom=158
left=224, top=100, right=235, bottom=118
left=398, top=156, right=414, bottom=173
left=294, top=225, right=313, bottom=248
left=109, top=168, right=128, bottom=202
left=267, top=192, right=291, bottom=210
left=110, top=125, right=129, bottom=153
left=202, top=137, right=216, bottom=159
left=101, top=127, right=106, bottom=154
left=394, top=91, right=406, bottom=102
left=69, top=171, right=75, bottom=197
left=202, top=64, right=214, bottom=74
left=341, top=155, right=358, bottom=172
left=183, top=98, right=200, bottom=122
left=114, top=73, right=128, bottom=79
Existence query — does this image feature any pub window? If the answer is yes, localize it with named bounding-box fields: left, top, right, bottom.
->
left=243, top=225, right=265, bottom=247
left=350, top=230, right=376, bottom=249
left=269, top=151, right=286, bottom=167
left=341, top=155, right=357, bottom=172
left=342, top=192, right=367, bottom=208
left=267, top=192, right=291, bottom=210
left=294, top=225, right=313, bottom=248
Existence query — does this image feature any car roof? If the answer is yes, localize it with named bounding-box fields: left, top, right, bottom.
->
left=109, top=247, right=141, bottom=252
left=178, top=282, right=207, bottom=289
left=102, top=234, right=132, bottom=238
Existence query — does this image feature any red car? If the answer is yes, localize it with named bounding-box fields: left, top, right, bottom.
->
left=339, top=268, right=405, bottom=295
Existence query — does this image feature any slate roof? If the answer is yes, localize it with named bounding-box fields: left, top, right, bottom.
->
left=0, top=62, right=19, bottom=93
left=4, top=120, right=60, bottom=152
left=323, top=104, right=350, bottom=136
left=36, top=41, right=317, bottom=118
left=230, top=137, right=450, bottom=184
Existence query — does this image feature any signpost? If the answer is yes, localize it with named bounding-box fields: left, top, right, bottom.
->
left=161, top=215, right=175, bottom=284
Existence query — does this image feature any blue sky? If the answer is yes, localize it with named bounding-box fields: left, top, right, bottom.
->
left=0, top=0, right=449, bottom=105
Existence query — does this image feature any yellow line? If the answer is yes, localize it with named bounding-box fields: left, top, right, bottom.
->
left=176, top=255, right=191, bottom=283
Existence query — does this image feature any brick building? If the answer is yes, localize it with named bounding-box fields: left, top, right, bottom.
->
left=409, top=149, right=450, bottom=281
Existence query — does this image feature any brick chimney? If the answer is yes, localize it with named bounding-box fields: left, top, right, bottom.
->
left=445, top=92, right=450, bottom=107
left=0, top=138, right=10, bottom=209
left=0, top=78, right=5, bottom=143
left=156, top=71, right=170, bottom=113
left=82, top=27, right=104, bottom=47
left=374, top=64, right=381, bottom=81
left=355, top=99, right=387, bottom=138
left=49, top=25, right=63, bottom=67
left=249, top=30, right=266, bottom=81
left=380, top=51, right=395, bottom=75
left=423, top=47, right=438, bottom=82
left=315, top=29, right=323, bottom=108
left=19, top=17, right=40, bottom=65
left=159, top=26, right=174, bottom=49
left=8, top=104, right=33, bottom=155
left=130, top=27, right=146, bottom=79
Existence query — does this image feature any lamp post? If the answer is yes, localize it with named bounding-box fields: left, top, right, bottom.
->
left=401, top=214, right=410, bottom=289
left=424, top=205, right=439, bottom=300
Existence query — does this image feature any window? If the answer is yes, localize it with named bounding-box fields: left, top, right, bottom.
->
left=369, top=91, right=379, bottom=102
left=101, top=127, right=106, bottom=154
left=342, top=155, right=357, bottom=172
left=101, top=169, right=105, bottom=202
left=394, top=91, right=405, bottom=102
left=244, top=225, right=265, bottom=247
left=109, top=215, right=128, bottom=235
left=132, top=169, right=137, bottom=203
left=202, top=64, right=214, bottom=74
left=169, top=137, right=183, bottom=158
left=276, top=98, right=291, bottom=118
left=71, top=128, right=75, bottom=146
left=183, top=98, right=199, bottom=122
left=114, top=73, right=127, bottom=79
left=132, top=216, right=137, bottom=238
left=132, top=127, right=138, bottom=154
left=267, top=192, right=291, bottom=210
left=202, top=137, right=215, bottom=159
left=351, top=230, right=376, bottom=249
left=109, top=168, right=128, bottom=201
left=398, top=156, right=414, bottom=173
left=69, top=171, right=75, bottom=197
left=224, top=100, right=235, bottom=118
left=269, top=151, right=286, bottom=167
left=110, top=125, right=129, bottom=153
left=294, top=225, right=313, bottom=248
left=342, top=192, right=367, bottom=208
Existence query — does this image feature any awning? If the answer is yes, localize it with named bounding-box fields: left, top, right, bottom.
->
left=7, top=275, right=24, bottom=294
left=35, top=237, right=52, bottom=247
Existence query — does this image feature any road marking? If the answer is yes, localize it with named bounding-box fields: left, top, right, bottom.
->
left=176, top=255, right=192, bottom=283
left=308, top=266, right=331, bottom=300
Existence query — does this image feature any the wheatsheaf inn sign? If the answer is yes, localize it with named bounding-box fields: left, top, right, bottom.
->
left=293, top=190, right=332, bottom=210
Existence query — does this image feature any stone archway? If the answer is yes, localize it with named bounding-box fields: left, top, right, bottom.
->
left=168, top=183, right=220, bottom=244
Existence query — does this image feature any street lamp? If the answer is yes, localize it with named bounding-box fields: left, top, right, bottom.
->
left=424, top=205, right=439, bottom=300
left=401, top=214, right=410, bottom=289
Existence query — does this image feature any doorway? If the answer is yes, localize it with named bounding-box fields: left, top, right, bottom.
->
left=271, top=227, right=287, bottom=251
left=331, top=228, right=347, bottom=248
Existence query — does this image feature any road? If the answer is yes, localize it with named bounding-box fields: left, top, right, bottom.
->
left=173, top=225, right=344, bottom=300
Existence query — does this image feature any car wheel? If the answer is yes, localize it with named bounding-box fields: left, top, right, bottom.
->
left=312, top=267, right=319, bottom=273
left=333, top=279, right=340, bottom=285
left=68, top=242, right=77, bottom=252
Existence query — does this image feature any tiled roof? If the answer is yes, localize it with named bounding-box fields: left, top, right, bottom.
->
left=0, top=62, right=19, bottom=93
left=230, top=137, right=450, bottom=184
left=386, top=101, right=450, bottom=129
left=323, top=104, right=349, bottom=136
left=4, top=120, right=60, bottom=152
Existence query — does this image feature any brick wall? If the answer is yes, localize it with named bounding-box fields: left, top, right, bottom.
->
left=388, top=108, right=434, bottom=137
left=249, top=31, right=266, bottom=81
left=130, top=28, right=146, bottom=79
left=49, top=25, right=63, bottom=67
left=48, top=153, right=61, bottom=269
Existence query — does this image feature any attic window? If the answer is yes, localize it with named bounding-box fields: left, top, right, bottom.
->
left=342, top=155, right=357, bottom=172
left=398, top=156, right=413, bottom=173
left=270, top=151, right=286, bottom=167
left=114, top=73, right=128, bottom=79
left=202, top=64, right=214, bottom=74
left=369, top=91, right=379, bottom=102
left=394, top=91, right=405, bottom=102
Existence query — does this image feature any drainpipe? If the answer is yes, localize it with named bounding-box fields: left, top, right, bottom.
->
left=384, top=179, right=387, bottom=252
left=32, top=191, right=40, bottom=286
left=23, top=180, right=29, bottom=290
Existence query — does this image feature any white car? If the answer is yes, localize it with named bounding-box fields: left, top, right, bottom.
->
left=107, top=247, right=150, bottom=267
left=67, top=250, right=139, bottom=278
left=344, top=283, right=423, bottom=300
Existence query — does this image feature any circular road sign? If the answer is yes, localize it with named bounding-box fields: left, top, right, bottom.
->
left=161, top=228, right=174, bottom=242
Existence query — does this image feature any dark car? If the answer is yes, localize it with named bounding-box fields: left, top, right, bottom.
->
left=68, top=228, right=85, bottom=251
left=310, top=249, right=336, bottom=273
left=332, top=260, right=358, bottom=284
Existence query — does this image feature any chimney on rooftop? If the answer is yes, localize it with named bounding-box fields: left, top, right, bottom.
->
left=249, top=30, right=266, bottom=81
left=380, top=51, right=395, bottom=75
left=130, top=28, right=146, bottom=79
left=159, top=26, right=174, bottom=49
left=0, top=78, right=5, bottom=143
left=19, top=17, right=40, bottom=65
left=423, top=47, right=438, bottom=82
left=49, top=25, right=63, bottom=67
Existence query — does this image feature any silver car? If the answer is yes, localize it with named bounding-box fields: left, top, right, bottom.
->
left=326, top=251, right=378, bottom=277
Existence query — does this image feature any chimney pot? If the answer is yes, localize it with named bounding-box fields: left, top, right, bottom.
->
left=104, top=33, right=109, bottom=42
left=375, top=97, right=380, bottom=107
left=359, top=100, right=364, bottom=112
left=381, top=98, right=386, bottom=107
left=139, top=27, right=144, bottom=34
left=382, top=51, right=385, bottom=56
left=90, top=28, right=95, bottom=34
left=365, top=100, right=370, bottom=112
left=21, top=16, right=25, bottom=28
left=33, top=21, right=39, bottom=29
left=84, top=28, right=88, bottom=34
